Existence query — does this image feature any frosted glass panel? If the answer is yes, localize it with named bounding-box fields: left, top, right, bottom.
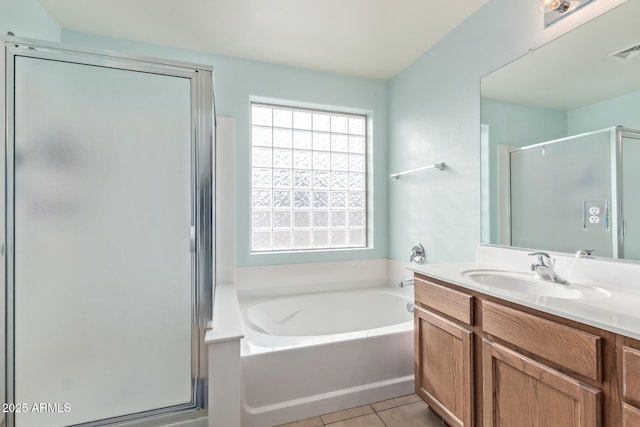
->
left=622, top=136, right=640, bottom=260
left=510, top=132, right=612, bottom=256
left=13, top=57, right=192, bottom=426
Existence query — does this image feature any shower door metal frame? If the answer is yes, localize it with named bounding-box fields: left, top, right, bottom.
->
left=507, top=126, right=640, bottom=260
left=2, top=38, right=214, bottom=427
left=616, top=128, right=640, bottom=260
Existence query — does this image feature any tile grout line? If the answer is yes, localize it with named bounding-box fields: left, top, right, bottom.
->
left=373, top=402, right=414, bottom=413
left=326, top=399, right=419, bottom=426
left=322, top=405, right=375, bottom=426
left=278, top=395, right=422, bottom=426
left=374, top=411, right=388, bottom=427
left=372, top=400, right=417, bottom=427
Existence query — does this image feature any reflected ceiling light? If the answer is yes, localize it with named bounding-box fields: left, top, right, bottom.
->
left=541, top=0, right=572, bottom=12
left=541, top=0, right=596, bottom=27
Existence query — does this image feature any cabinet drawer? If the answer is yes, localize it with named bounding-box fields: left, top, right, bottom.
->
left=414, top=275, right=473, bottom=325
left=623, top=346, right=640, bottom=403
left=482, top=301, right=602, bottom=381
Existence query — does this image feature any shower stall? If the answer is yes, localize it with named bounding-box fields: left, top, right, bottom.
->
left=509, top=126, right=640, bottom=260
left=2, top=39, right=214, bottom=426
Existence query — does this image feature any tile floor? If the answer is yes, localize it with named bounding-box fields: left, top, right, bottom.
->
left=275, top=394, right=447, bottom=427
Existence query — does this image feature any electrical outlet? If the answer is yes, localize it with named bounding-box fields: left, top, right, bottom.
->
left=584, top=200, right=608, bottom=231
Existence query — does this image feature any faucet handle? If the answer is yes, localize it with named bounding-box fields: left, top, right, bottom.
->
left=575, top=249, right=595, bottom=258
left=528, top=251, right=553, bottom=267
left=409, top=243, right=426, bottom=264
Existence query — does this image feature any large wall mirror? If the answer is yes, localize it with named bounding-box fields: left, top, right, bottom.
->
left=480, top=0, right=640, bottom=261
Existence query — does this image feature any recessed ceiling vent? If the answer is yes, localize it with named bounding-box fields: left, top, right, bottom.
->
left=612, top=44, right=640, bottom=60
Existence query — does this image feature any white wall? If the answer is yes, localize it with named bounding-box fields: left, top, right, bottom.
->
left=387, top=0, right=627, bottom=263
left=216, top=117, right=235, bottom=284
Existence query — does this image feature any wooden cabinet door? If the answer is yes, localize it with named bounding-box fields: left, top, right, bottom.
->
left=415, top=306, right=473, bottom=427
left=483, top=340, right=602, bottom=427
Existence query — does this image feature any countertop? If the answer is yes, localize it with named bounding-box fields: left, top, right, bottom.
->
left=408, top=248, right=640, bottom=340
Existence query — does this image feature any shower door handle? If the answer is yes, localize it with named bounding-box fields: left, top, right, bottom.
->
left=190, top=226, right=196, bottom=253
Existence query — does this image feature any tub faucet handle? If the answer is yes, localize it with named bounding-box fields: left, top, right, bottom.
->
left=409, top=243, right=426, bottom=264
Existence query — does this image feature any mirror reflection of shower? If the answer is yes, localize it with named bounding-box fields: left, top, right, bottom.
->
left=506, top=127, right=640, bottom=260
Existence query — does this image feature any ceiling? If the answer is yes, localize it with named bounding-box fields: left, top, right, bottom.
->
left=481, top=0, right=640, bottom=110
left=38, top=0, right=487, bottom=80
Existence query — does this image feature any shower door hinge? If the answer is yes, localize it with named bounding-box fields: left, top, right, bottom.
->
left=190, top=226, right=196, bottom=253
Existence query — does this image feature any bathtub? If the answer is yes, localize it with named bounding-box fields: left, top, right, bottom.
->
left=239, top=285, right=415, bottom=427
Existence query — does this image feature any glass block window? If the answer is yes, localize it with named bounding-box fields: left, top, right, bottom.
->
left=251, top=102, right=367, bottom=252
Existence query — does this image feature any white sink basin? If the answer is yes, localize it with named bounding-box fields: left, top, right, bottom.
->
left=461, top=269, right=609, bottom=300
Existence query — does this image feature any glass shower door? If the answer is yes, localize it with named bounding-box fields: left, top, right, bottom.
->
left=8, top=49, right=205, bottom=427
left=509, top=130, right=614, bottom=256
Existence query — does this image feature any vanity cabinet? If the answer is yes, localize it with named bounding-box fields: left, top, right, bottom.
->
left=414, top=276, right=474, bottom=427
left=621, top=340, right=640, bottom=426
left=413, top=272, right=630, bottom=427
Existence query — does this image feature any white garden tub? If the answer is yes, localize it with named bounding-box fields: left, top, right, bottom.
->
left=239, top=286, right=415, bottom=427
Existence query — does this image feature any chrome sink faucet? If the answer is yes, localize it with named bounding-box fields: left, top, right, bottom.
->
left=528, top=252, right=570, bottom=285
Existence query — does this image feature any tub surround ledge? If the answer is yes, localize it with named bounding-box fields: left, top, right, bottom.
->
left=206, top=282, right=244, bottom=427
left=205, top=282, right=244, bottom=345
left=234, top=259, right=388, bottom=292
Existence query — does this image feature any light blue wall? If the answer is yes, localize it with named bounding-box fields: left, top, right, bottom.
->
left=480, top=98, right=567, bottom=244
left=481, top=99, right=567, bottom=147
left=61, top=30, right=389, bottom=267
left=387, top=0, right=605, bottom=263
left=0, top=0, right=61, bottom=41
left=568, top=89, right=640, bottom=134
left=5, top=0, right=617, bottom=267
